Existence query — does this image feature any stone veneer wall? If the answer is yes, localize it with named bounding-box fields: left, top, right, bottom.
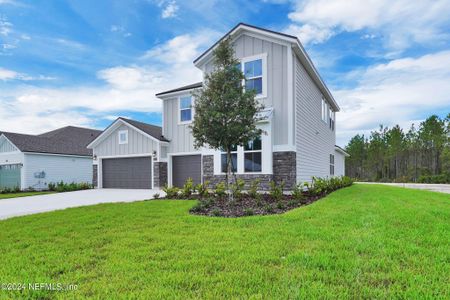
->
left=202, top=152, right=297, bottom=191
left=273, top=151, right=297, bottom=190
left=93, top=165, right=98, bottom=187
left=153, top=161, right=168, bottom=188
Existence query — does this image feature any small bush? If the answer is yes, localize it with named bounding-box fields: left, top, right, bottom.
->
left=48, top=182, right=56, bottom=191
left=292, top=183, right=303, bottom=201
left=231, top=179, right=245, bottom=199
left=182, top=178, right=195, bottom=198
left=214, top=182, right=226, bottom=198
left=50, top=181, right=92, bottom=193
left=195, top=180, right=209, bottom=198
left=153, top=193, right=160, bottom=199
left=243, top=208, right=254, bottom=216
left=212, top=208, right=222, bottom=216
left=163, top=185, right=179, bottom=198
left=418, top=174, right=450, bottom=184
left=248, top=179, right=261, bottom=199
left=269, top=180, right=284, bottom=201
left=276, top=202, right=285, bottom=209
left=264, top=204, right=274, bottom=213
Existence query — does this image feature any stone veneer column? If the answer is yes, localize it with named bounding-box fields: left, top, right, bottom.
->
left=93, top=165, right=98, bottom=188
left=273, top=151, right=297, bottom=190
left=153, top=162, right=168, bottom=188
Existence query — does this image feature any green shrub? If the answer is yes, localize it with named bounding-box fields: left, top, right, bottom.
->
left=248, top=179, right=261, bottom=199
left=243, top=208, right=254, bottom=216
left=153, top=193, right=160, bottom=199
left=292, top=183, right=303, bottom=201
left=418, top=174, right=450, bottom=184
left=163, top=184, right=179, bottom=198
left=231, top=179, right=245, bottom=199
left=182, top=178, right=195, bottom=198
left=212, top=208, right=222, bottom=217
left=195, top=180, right=209, bottom=198
left=264, top=204, right=274, bottom=213
left=269, top=180, right=284, bottom=201
left=50, top=181, right=92, bottom=193
left=214, top=182, right=226, bottom=198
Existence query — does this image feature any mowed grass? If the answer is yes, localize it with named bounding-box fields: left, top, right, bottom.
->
left=0, top=191, right=54, bottom=200
left=0, top=185, right=448, bottom=299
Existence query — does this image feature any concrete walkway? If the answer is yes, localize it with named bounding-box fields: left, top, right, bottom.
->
left=0, top=189, right=163, bottom=220
left=357, top=182, right=450, bottom=194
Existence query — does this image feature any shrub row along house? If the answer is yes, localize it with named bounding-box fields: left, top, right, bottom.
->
left=87, top=23, right=348, bottom=190
left=0, top=23, right=348, bottom=191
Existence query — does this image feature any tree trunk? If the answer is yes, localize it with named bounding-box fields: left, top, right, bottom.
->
left=226, top=150, right=233, bottom=201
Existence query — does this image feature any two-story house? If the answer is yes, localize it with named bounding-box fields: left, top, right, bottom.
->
left=88, top=23, right=348, bottom=190
left=156, top=23, right=348, bottom=189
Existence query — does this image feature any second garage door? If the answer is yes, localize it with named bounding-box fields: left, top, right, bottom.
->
left=102, top=157, right=152, bottom=189
left=172, top=155, right=201, bottom=187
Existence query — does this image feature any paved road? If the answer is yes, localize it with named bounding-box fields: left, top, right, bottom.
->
left=357, top=182, right=450, bottom=194
left=0, top=189, right=162, bottom=220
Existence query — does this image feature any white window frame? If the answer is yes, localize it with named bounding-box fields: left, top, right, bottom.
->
left=220, top=146, right=238, bottom=173
left=118, top=130, right=128, bottom=145
left=240, top=53, right=267, bottom=99
left=243, top=136, right=262, bottom=173
left=321, top=98, right=328, bottom=123
left=178, top=95, right=193, bottom=125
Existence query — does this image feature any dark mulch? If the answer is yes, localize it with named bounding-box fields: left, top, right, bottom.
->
left=174, top=192, right=325, bottom=217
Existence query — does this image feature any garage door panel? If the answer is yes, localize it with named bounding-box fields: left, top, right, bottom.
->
left=102, top=157, right=152, bottom=189
left=172, top=155, right=201, bottom=188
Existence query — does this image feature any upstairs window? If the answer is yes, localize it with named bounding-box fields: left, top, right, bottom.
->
left=221, top=145, right=238, bottom=173
left=329, top=109, right=335, bottom=131
left=244, top=59, right=263, bottom=95
left=321, top=98, right=328, bottom=123
left=179, top=96, right=192, bottom=123
left=244, top=136, right=262, bottom=172
left=118, top=130, right=128, bottom=144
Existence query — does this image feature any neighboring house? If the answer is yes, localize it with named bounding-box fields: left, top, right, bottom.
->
left=0, top=126, right=101, bottom=190
left=87, top=118, right=169, bottom=189
left=155, top=23, right=348, bottom=189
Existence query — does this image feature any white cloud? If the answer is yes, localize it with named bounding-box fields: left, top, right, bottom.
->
left=0, top=17, right=13, bottom=36
left=0, top=30, right=219, bottom=133
left=161, top=1, right=179, bottom=19
left=334, top=50, right=450, bottom=146
left=0, top=67, right=55, bottom=81
left=286, top=0, right=450, bottom=49
left=110, top=25, right=132, bottom=37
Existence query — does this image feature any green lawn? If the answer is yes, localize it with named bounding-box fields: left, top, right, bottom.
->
left=0, top=185, right=448, bottom=299
left=0, top=191, right=54, bottom=200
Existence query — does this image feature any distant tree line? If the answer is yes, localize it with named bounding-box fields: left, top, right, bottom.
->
left=345, top=114, right=450, bottom=183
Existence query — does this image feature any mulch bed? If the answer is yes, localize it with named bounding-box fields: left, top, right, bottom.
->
left=166, top=192, right=325, bottom=217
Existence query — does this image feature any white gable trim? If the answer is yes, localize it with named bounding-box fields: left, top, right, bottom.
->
left=0, top=134, right=20, bottom=153
left=87, top=119, right=167, bottom=149
left=194, top=23, right=340, bottom=111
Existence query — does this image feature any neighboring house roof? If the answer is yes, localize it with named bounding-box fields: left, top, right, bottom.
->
left=156, top=82, right=202, bottom=97
left=118, top=118, right=169, bottom=142
left=192, top=22, right=339, bottom=111
left=0, top=126, right=101, bottom=156
left=87, top=118, right=168, bottom=149
left=335, top=145, right=350, bottom=157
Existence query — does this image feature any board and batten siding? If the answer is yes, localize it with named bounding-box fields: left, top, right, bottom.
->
left=201, top=33, right=289, bottom=146
left=163, top=96, right=196, bottom=154
left=295, top=56, right=336, bottom=182
left=93, top=124, right=159, bottom=157
left=0, top=137, right=18, bottom=153
left=23, top=154, right=92, bottom=190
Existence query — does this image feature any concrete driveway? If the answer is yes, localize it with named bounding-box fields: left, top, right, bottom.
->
left=357, top=182, right=450, bottom=194
left=0, top=189, right=162, bottom=220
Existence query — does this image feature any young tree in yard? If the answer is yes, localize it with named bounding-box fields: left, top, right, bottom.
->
left=191, top=37, right=264, bottom=195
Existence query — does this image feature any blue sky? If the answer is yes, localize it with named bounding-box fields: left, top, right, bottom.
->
left=1, top=0, right=449, bottom=146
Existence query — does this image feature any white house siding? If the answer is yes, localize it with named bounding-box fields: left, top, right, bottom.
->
left=93, top=124, right=158, bottom=157
left=295, top=56, right=336, bottom=183
left=334, top=150, right=346, bottom=177
left=163, top=96, right=196, bottom=154
left=23, top=153, right=92, bottom=190
left=0, top=137, right=18, bottom=153
left=201, top=33, right=289, bottom=147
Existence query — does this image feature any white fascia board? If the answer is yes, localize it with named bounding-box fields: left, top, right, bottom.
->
left=156, top=87, right=202, bottom=100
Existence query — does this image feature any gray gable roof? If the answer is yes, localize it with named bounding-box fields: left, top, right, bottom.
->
left=0, top=126, right=101, bottom=156
left=156, top=82, right=202, bottom=97
left=119, top=118, right=169, bottom=142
